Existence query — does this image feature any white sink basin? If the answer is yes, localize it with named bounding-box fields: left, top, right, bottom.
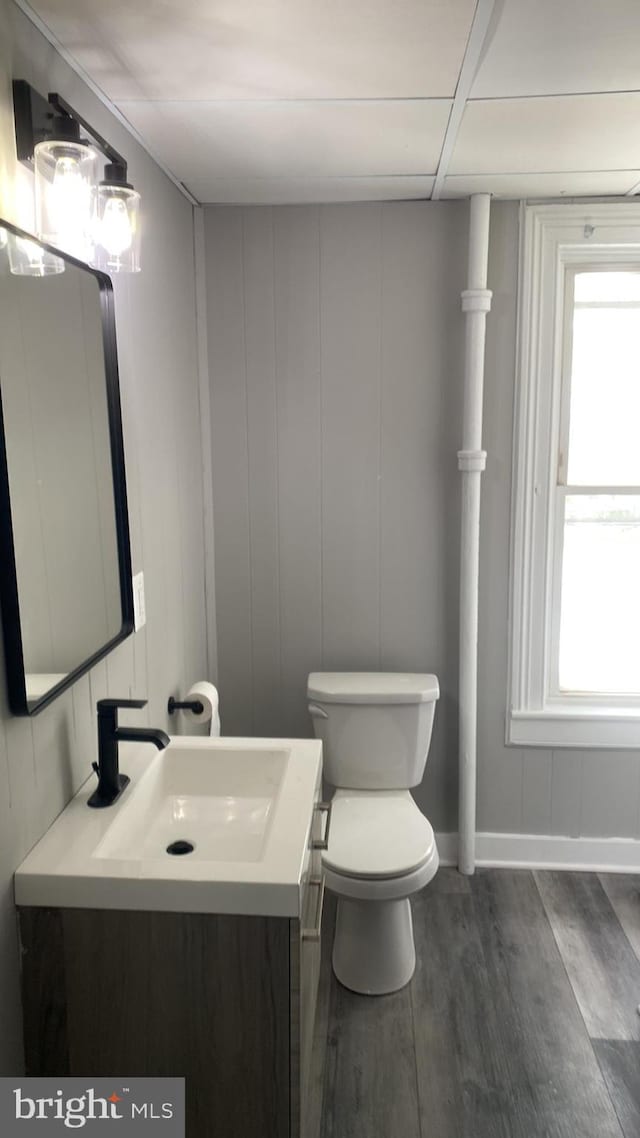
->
left=14, top=736, right=322, bottom=917
left=96, top=744, right=289, bottom=863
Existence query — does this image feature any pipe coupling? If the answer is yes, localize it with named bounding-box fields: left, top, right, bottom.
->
left=458, top=449, right=487, bottom=472
left=461, top=288, right=492, bottom=313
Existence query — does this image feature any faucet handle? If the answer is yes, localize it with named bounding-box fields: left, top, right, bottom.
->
left=97, top=698, right=147, bottom=712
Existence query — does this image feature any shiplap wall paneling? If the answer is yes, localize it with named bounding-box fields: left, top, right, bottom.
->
left=380, top=203, right=465, bottom=827
left=243, top=210, right=281, bottom=738
left=320, top=204, right=382, bottom=669
left=272, top=208, right=323, bottom=740
left=206, top=201, right=467, bottom=827
left=206, top=211, right=253, bottom=735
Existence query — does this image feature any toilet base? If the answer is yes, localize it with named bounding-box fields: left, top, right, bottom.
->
left=332, top=896, right=416, bottom=995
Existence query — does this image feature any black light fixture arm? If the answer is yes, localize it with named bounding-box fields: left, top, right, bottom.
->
left=47, top=91, right=127, bottom=174
left=13, top=80, right=128, bottom=178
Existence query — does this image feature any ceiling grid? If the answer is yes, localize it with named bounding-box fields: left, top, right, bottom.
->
left=12, top=0, right=640, bottom=203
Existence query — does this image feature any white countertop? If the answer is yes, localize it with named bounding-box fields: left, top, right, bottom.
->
left=14, top=736, right=322, bottom=918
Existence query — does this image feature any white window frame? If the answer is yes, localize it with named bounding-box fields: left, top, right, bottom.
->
left=509, top=202, right=640, bottom=749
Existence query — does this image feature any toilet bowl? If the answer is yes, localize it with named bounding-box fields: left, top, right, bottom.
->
left=307, top=672, right=440, bottom=995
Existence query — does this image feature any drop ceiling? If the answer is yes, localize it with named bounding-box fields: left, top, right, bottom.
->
left=17, top=0, right=640, bottom=203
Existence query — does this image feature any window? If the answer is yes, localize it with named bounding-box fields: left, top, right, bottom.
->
left=509, top=204, right=640, bottom=748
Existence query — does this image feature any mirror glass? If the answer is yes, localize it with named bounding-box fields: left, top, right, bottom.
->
left=0, top=221, right=133, bottom=714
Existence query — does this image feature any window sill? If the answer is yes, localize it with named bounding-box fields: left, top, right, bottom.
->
left=508, top=707, right=640, bottom=749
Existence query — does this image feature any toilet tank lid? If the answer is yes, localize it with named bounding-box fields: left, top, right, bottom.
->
left=307, top=672, right=439, bottom=705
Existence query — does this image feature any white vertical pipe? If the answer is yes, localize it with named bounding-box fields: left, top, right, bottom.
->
left=458, top=194, right=492, bottom=875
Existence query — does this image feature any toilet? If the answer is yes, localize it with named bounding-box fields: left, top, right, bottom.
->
left=307, top=672, right=439, bottom=995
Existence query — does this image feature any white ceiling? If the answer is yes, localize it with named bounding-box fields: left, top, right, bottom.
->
left=471, top=0, right=640, bottom=98
left=18, top=0, right=640, bottom=203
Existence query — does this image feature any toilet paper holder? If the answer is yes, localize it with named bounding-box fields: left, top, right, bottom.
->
left=167, top=696, right=204, bottom=716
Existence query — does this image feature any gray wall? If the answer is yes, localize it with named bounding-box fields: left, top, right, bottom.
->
left=205, top=201, right=466, bottom=831
left=0, top=0, right=208, bottom=1072
left=205, top=199, right=640, bottom=842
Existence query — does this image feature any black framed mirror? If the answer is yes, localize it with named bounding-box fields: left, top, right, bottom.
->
left=0, top=219, right=133, bottom=715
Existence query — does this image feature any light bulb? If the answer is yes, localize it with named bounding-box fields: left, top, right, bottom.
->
left=50, top=155, right=93, bottom=256
left=34, top=138, right=96, bottom=262
left=100, top=196, right=133, bottom=256
left=94, top=174, right=141, bottom=273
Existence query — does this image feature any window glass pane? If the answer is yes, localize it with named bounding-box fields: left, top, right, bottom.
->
left=574, top=271, right=640, bottom=303
left=567, top=303, right=640, bottom=484
left=558, top=494, right=640, bottom=694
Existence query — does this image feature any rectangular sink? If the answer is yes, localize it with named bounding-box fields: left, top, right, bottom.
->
left=95, top=744, right=289, bottom=863
left=14, top=736, right=323, bottom=917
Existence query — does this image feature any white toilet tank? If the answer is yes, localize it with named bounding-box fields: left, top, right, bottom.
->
left=307, top=672, right=439, bottom=790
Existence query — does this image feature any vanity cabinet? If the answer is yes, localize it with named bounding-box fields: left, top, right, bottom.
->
left=18, top=800, right=327, bottom=1138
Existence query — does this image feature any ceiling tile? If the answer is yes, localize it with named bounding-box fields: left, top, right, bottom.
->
left=449, top=94, right=640, bottom=175
left=473, top=0, right=640, bottom=98
left=117, top=100, right=451, bottom=192
left=198, top=175, right=435, bottom=205
left=443, top=171, right=640, bottom=199
left=29, top=0, right=475, bottom=100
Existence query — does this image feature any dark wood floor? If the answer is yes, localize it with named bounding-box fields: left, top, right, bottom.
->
left=310, top=868, right=640, bottom=1138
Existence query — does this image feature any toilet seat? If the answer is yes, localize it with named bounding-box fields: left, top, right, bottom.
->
left=323, top=790, right=435, bottom=879
left=324, top=852, right=438, bottom=903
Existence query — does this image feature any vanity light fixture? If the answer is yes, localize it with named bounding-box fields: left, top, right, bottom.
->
left=94, top=161, right=141, bottom=274
left=13, top=80, right=141, bottom=273
left=34, top=118, right=97, bottom=264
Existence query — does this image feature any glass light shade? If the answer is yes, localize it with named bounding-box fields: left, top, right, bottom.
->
left=93, top=184, right=141, bottom=273
left=7, top=233, right=65, bottom=277
left=34, top=139, right=97, bottom=263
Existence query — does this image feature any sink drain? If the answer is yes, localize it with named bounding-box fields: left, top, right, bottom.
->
left=166, top=840, right=195, bottom=856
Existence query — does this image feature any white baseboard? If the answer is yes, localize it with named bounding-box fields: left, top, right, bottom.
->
left=435, top=831, right=640, bottom=874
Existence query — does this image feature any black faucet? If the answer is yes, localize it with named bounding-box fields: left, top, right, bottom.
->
left=88, top=698, right=170, bottom=808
